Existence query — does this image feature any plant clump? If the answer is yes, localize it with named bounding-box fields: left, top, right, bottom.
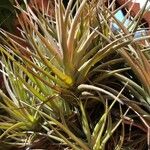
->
left=0, top=0, right=150, bottom=149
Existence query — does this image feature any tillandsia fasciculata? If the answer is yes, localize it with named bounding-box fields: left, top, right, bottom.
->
left=0, top=0, right=150, bottom=149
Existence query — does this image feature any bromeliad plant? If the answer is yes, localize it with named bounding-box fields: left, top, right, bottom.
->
left=0, top=0, right=150, bottom=149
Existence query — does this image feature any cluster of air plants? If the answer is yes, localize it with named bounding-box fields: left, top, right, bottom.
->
left=0, top=0, right=150, bottom=149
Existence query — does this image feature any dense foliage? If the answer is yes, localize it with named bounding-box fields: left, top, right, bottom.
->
left=0, top=0, right=150, bottom=149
